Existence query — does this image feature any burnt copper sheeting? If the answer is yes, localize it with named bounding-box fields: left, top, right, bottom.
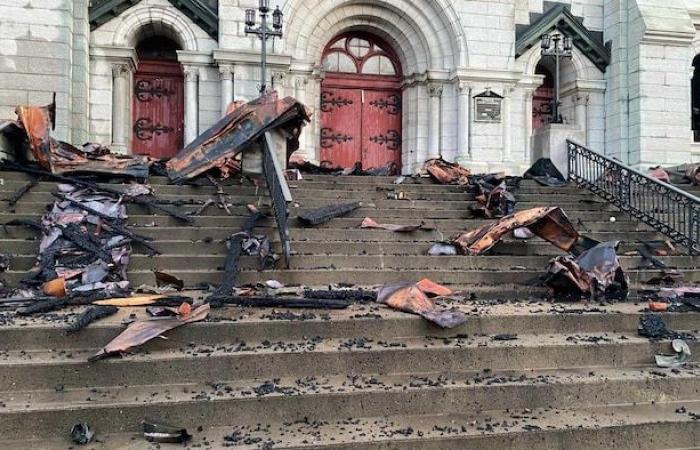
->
left=360, top=217, right=429, bottom=233
left=685, top=164, right=700, bottom=186
left=451, top=207, right=579, bottom=256
left=15, top=98, right=56, bottom=171
left=49, top=141, right=154, bottom=178
left=424, top=158, right=471, bottom=185
left=472, top=179, right=515, bottom=219
left=90, top=304, right=210, bottom=361
left=648, top=166, right=671, bottom=184
left=13, top=98, right=152, bottom=177
left=377, top=280, right=466, bottom=329
left=545, top=241, right=628, bottom=298
left=166, top=92, right=310, bottom=182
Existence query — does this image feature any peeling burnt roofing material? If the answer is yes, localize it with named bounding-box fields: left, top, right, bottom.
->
left=166, top=91, right=310, bottom=183
left=451, top=207, right=580, bottom=256
left=13, top=96, right=153, bottom=178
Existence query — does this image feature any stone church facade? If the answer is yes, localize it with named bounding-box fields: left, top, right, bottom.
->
left=2, top=0, right=700, bottom=174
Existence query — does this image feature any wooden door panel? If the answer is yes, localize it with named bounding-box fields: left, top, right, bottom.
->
left=319, top=88, right=362, bottom=168
left=132, top=60, right=184, bottom=159
left=362, top=90, right=402, bottom=170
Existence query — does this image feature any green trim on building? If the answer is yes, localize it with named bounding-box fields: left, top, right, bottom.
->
left=89, top=0, right=218, bottom=40
left=516, top=4, right=610, bottom=72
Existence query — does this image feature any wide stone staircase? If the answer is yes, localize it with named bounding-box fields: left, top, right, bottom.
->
left=0, top=170, right=699, bottom=449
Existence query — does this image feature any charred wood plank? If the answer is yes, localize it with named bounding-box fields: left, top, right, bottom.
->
left=297, top=202, right=361, bottom=226
left=66, top=305, right=119, bottom=334
left=52, top=192, right=159, bottom=255
left=0, top=161, right=193, bottom=224
left=209, top=209, right=266, bottom=299
left=2, top=179, right=39, bottom=206
left=303, top=289, right=377, bottom=302
left=208, top=296, right=350, bottom=309
left=61, top=223, right=113, bottom=262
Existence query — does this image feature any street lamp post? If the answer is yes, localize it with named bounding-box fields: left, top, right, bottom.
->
left=540, top=33, right=572, bottom=124
left=245, top=0, right=283, bottom=94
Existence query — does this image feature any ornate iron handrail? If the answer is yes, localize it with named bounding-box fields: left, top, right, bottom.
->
left=261, top=132, right=292, bottom=267
left=567, top=140, right=700, bottom=254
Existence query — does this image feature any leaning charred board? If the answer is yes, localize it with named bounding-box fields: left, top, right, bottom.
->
left=209, top=210, right=266, bottom=299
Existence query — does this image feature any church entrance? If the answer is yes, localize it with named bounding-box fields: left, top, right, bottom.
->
left=320, top=33, right=403, bottom=171
left=131, top=36, right=184, bottom=159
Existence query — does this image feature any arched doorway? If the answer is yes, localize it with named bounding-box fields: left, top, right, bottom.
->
left=131, top=35, right=184, bottom=158
left=319, top=32, right=403, bottom=171
left=532, top=62, right=555, bottom=129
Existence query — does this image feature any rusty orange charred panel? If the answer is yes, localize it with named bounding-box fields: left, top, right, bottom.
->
left=166, top=92, right=310, bottom=182
left=15, top=98, right=56, bottom=171
left=451, top=207, right=579, bottom=256
left=377, top=281, right=466, bottom=329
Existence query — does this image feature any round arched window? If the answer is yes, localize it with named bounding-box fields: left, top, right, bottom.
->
left=321, top=33, right=400, bottom=77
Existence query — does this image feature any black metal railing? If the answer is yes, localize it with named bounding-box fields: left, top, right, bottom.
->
left=261, top=132, right=292, bottom=267
left=567, top=140, right=700, bottom=254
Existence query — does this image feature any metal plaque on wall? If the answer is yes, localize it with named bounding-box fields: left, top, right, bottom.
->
left=473, top=89, right=504, bottom=123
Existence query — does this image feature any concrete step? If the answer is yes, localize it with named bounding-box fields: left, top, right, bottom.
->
left=1, top=266, right=688, bottom=287
left=0, top=213, right=643, bottom=232
left=0, top=224, right=664, bottom=242
left=0, top=171, right=528, bottom=185
left=0, top=201, right=620, bottom=217
left=2, top=330, right=697, bottom=391
left=7, top=254, right=699, bottom=272
left=3, top=302, right=697, bottom=352
left=0, top=182, right=587, bottom=199
left=0, top=238, right=677, bottom=257
left=0, top=202, right=627, bottom=220
left=0, top=367, right=698, bottom=443
left=0, top=190, right=605, bottom=207
left=6, top=402, right=699, bottom=449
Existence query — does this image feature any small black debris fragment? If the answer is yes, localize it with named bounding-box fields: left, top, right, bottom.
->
left=70, top=423, right=94, bottom=445
left=143, top=418, right=191, bottom=443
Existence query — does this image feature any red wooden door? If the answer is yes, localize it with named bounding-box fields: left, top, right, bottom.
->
left=532, top=86, right=554, bottom=130
left=362, top=90, right=402, bottom=169
left=132, top=60, right=184, bottom=158
left=319, top=32, right=402, bottom=171
left=320, top=88, right=362, bottom=168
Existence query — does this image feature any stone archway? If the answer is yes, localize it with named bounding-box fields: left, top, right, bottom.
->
left=282, top=0, right=468, bottom=174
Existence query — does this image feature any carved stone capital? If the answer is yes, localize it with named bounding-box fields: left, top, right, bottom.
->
left=294, top=76, right=309, bottom=89
left=427, top=83, right=443, bottom=98
left=456, top=81, right=473, bottom=95
left=218, top=64, right=234, bottom=81
left=272, top=71, right=288, bottom=87
left=112, top=63, right=131, bottom=78
left=183, top=66, right=199, bottom=82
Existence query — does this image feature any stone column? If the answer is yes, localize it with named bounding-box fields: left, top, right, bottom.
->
left=427, top=83, right=443, bottom=159
left=294, top=75, right=310, bottom=157
left=183, top=65, right=199, bottom=145
left=111, top=63, right=131, bottom=153
left=272, top=71, right=288, bottom=97
left=456, top=82, right=471, bottom=161
left=523, top=88, right=535, bottom=162
left=502, top=87, right=513, bottom=161
left=576, top=94, right=589, bottom=132
left=218, top=64, right=234, bottom=116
